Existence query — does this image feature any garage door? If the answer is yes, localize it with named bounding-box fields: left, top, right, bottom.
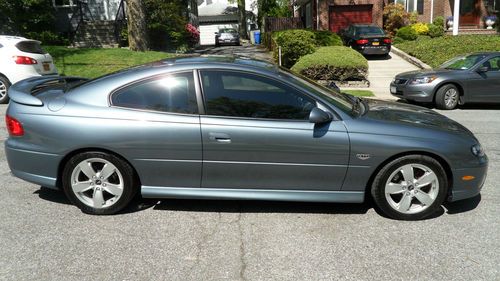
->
left=329, top=5, right=373, bottom=33
left=199, top=25, right=219, bottom=46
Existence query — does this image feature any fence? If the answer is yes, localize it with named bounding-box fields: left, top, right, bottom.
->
left=262, top=17, right=304, bottom=50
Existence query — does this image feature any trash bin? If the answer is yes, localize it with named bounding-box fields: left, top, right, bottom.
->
left=254, top=31, right=261, bottom=45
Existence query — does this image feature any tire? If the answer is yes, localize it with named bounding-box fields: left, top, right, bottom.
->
left=435, top=84, right=459, bottom=110
left=62, top=151, right=138, bottom=215
left=0, top=75, right=11, bottom=104
left=371, top=155, right=448, bottom=220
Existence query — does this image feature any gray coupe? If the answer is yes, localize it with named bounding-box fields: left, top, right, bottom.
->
left=391, top=52, right=500, bottom=109
left=5, top=56, right=487, bottom=220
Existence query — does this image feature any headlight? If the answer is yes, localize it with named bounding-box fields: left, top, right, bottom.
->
left=409, top=76, right=437, bottom=84
left=471, top=144, right=485, bottom=157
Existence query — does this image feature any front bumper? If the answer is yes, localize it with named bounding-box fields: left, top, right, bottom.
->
left=390, top=81, right=436, bottom=102
left=448, top=155, right=488, bottom=202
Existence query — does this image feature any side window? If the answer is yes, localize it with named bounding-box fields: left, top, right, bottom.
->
left=483, top=56, right=500, bottom=71
left=200, top=70, right=316, bottom=120
left=112, top=72, right=198, bottom=114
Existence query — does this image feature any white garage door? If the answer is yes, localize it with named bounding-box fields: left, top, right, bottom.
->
left=199, top=24, right=238, bottom=46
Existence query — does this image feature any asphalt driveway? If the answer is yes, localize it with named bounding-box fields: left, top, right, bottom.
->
left=0, top=104, right=498, bottom=280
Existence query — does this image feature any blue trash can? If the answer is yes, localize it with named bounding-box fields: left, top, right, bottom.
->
left=254, top=31, right=261, bottom=45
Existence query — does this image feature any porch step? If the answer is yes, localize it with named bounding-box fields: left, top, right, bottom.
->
left=72, top=20, right=120, bottom=48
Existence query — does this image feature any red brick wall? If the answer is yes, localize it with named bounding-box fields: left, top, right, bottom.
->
left=318, top=0, right=387, bottom=31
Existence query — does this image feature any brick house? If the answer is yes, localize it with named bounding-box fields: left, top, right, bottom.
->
left=293, top=0, right=498, bottom=33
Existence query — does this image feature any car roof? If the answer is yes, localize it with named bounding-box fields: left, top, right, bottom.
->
left=0, top=35, right=39, bottom=45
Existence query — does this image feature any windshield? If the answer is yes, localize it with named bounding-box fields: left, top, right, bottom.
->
left=278, top=67, right=357, bottom=115
left=356, top=26, right=385, bottom=36
left=219, top=28, right=237, bottom=34
left=439, top=54, right=487, bottom=70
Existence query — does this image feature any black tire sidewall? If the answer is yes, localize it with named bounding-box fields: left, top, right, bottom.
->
left=62, top=151, right=138, bottom=215
left=371, top=155, right=448, bottom=220
left=0, top=76, right=10, bottom=104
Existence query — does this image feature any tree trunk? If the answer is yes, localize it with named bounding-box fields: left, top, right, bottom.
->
left=126, top=0, right=149, bottom=51
left=238, top=0, right=248, bottom=39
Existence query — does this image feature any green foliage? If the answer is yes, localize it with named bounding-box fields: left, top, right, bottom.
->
left=392, top=36, right=406, bottom=44
left=144, top=0, right=190, bottom=51
left=43, top=46, right=175, bottom=78
left=383, top=3, right=409, bottom=36
left=433, top=16, right=445, bottom=28
left=313, top=30, right=343, bottom=47
left=411, top=23, right=429, bottom=35
left=409, top=11, right=419, bottom=24
left=427, top=24, right=444, bottom=38
left=396, top=26, right=417, bottom=41
left=275, top=29, right=316, bottom=68
left=394, top=35, right=500, bottom=68
left=25, top=31, right=69, bottom=46
left=256, top=0, right=292, bottom=28
left=291, top=46, right=368, bottom=81
left=0, top=0, right=55, bottom=35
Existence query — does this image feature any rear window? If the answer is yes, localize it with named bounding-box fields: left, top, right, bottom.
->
left=15, top=41, right=47, bottom=54
left=356, top=26, right=385, bottom=36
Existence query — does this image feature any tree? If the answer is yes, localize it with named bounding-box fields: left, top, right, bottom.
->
left=255, top=0, right=292, bottom=29
left=0, top=0, right=54, bottom=35
left=126, top=0, right=149, bottom=51
left=238, top=0, right=248, bottom=39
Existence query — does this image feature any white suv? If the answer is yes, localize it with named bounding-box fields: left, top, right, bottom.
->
left=0, top=36, right=58, bottom=103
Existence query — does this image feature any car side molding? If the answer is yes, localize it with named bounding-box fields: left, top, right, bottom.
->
left=142, top=186, right=365, bottom=203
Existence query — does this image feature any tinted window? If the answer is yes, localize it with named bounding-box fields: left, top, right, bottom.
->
left=201, top=70, right=316, bottom=120
left=482, top=56, right=500, bottom=71
left=112, top=72, right=198, bottom=114
left=356, top=26, right=385, bottom=36
left=440, top=54, right=487, bottom=70
left=15, top=41, right=47, bottom=54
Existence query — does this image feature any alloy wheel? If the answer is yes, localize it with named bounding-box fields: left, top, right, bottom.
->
left=0, top=81, right=7, bottom=99
left=444, top=88, right=458, bottom=108
left=384, top=163, right=439, bottom=214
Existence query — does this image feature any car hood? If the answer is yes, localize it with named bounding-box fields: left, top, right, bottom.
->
left=362, top=99, right=474, bottom=136
left=396, top=68, right=454, bottom=78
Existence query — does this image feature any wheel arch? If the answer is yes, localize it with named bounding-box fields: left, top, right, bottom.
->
left=365, top=150, right=454, bottom=199
left=56, top=147, right=141, bottom=188
left=433, top=81, right=465, bottom=103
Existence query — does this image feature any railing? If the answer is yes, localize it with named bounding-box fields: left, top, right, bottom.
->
left=114, top=0, right=127, bottom=46
left=68, top=0, right=94, bottom=44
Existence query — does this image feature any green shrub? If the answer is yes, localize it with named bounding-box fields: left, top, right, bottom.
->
left=25, top=31, right=69, bottom=45
left=433, top=16, right=445, bottom=28
left=411, top=23, right=429, bottom=35
left=275, top=29, right=316, bottom=68
left=392, top=37, right=406, bottom=44
left=427, top=24, right=444, bottom=38
left=291, top=46, right=368, bottom=81
left=313, top=30, right=342, bottom=46
left=396, top=26, right=417, bottom=41
left=383, top=3, right=410, bottom=36
left=409, top=11, right=419, bottom=24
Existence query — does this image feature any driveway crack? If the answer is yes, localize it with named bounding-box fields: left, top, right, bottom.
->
left=236, top=212, right=248, bottom=281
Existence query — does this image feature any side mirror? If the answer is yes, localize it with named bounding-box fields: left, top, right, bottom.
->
left=309, top=107, right=332, bottom=124
left=477, top=66, right=489, bottom=73
left=327, top=81, right=340, bottom=92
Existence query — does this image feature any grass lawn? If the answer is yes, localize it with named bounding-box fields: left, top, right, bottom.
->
left=395, top=35, right=500, bottom=68
left=43, top=46, right=176, bottom=78
left=341, top=89, right=374, bottom=97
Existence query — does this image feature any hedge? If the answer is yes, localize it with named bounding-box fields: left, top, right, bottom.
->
left=291, top=46, right=368, bottom=81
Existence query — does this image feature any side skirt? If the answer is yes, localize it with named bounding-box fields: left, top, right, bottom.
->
left=141, top=186, right=365, bottom=203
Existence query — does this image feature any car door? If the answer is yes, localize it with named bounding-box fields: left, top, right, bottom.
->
left=109, top=71, right=202, bottom=188
left=467, top=56, right=500, bottom=102
left=198, top=69, right=350, bottom=191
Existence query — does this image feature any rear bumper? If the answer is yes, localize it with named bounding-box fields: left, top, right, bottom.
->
left=355, top=45, right=390, bottom=55
left=448, top=156, right=488, bottom=202
left=5, top=141, right=61, bottom=188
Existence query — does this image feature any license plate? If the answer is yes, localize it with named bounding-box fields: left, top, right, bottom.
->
left=43, top=63, right=50, bottom=71
left=390, top=86, right=397, bottom=94
left=372, top=42, right=380, bottom=46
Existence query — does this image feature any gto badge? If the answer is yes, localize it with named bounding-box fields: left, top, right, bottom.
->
left=356, top=154, right=371, bottom=160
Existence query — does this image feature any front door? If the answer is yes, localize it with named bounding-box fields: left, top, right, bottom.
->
left=459, top=0, right=480, bottom=26
left=199, top=70, right=350, bottom=191
left=467, top=56, right=500, bottom=102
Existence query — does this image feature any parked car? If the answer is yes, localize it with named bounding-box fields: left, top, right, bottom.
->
left=5, top=56, right=487, bottom=220
left=0, top=35, right=58, bottom=104
left=340, top=24, right=391, bottom=56
left=391, top=52, right=500, bottom=109
left=215, top=28, right=240, bottom=46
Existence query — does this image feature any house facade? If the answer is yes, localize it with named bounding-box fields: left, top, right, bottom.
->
left=294, top=0, right=497, bottom=33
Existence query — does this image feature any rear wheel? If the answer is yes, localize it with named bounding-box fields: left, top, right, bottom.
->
left=62, top=152, right=138, bottom=215
left=435, top=84, right=459, bottom=110
left=0, top=76, right=11, bottom=104
left=371, top=155, right=448, bottom=220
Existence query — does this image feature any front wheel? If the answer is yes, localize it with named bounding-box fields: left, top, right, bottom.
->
left=435, top=84, right=459, bottom=110
left=62, top=152, right=138, bottom=215
left=371, top=155, right=448, bottom=220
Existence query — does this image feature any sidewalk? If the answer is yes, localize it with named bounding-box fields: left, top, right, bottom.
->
left=367, top=51, right=421, bottom=100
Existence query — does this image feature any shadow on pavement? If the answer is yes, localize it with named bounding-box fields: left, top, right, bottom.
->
left=396, top=99, right=500, bottom=110
left=365, top=54, right=392, bottom=61
left=444, top=194, right=481, bottom=214
left=35, top=187, right=71, bottom=205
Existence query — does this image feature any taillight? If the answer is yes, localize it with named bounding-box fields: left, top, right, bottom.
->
left=383, top=38, right=392, bottom=44
left=6, top=115, right=24, bottom=136
left=13, top=56, right=37, bottom=65
left=356, top=39, right=369, bottom=45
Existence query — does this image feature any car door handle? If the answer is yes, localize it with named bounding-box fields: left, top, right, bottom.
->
left=208, top=132, right=231, bottom=143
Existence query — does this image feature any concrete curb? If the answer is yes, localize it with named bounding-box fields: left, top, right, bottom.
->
left=391, top=46, right=432, bottom=70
